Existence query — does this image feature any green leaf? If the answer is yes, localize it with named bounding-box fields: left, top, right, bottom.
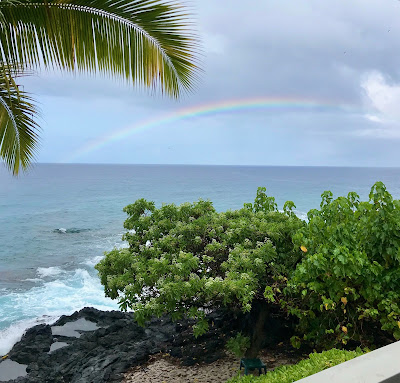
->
left=0, top=0, right=201, bottom=97
left=0, top=65, right=40, bottom=175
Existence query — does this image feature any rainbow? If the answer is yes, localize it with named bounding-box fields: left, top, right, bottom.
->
left=62, top=97, right=356, bottom=162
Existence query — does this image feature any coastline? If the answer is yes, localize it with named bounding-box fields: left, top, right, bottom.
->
left=0, top=307, right=301, bottom=383
left=0, top=307, right=236, bottom=383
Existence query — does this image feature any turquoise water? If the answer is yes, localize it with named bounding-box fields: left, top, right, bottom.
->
left=1, top=164, right=400, bottom=354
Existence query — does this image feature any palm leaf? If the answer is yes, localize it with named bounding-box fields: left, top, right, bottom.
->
left=0, top=0, right=201, bottom=97
left=0, top=66, right=40, bottom=175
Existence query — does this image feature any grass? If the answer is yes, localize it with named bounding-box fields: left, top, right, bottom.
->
left=227, top=348, right=365, bottom=383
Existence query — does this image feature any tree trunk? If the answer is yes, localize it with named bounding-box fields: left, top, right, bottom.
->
left=245, top=301, right=269, bottom=358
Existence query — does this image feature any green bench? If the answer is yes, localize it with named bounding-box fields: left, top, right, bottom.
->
left=240, top=358, right=267, bottom=375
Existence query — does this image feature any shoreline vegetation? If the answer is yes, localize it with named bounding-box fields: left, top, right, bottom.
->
left=96, top=182, right=399, bottom=355
left=2, top=182, right=399, bottom=382
left=96, top=181, right=398, bottom=380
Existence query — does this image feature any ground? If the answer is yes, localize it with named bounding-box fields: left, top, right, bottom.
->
left=122, top=348, right=301, bottom=383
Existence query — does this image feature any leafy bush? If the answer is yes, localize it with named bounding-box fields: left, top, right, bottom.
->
left=96, top=182, right=400, bottom=354
left=227, top=348, right=364, bottom=383
left=96, top=188, right=303, bottom=355
left=281, top=182, right=400, bottom=348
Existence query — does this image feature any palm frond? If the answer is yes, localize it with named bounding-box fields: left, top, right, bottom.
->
left=0, top=66, right=40, bottom=175
left=0, top=0, right=201, bottom=97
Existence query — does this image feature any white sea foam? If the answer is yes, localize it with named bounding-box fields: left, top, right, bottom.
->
left=81, top=232, right=128, bottom=267
left=0, top=316, right=59, bottom=356
left=83, top=255, right=104, bottom=268
left=0, top=267, right=119, bottom=355
left=37, top=266, right=64, bottom=278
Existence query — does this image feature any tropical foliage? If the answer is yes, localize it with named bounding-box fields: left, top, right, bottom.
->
left=0, top=0, right=200, bottom=174
left=0, top=64, right=40, bottom=174
left=95, top=187, right=304, bottom=357
left=227, top=348, right=364, bottom=383
left=97, top=182, right=400, bottom=356
left=282, top=182, right=400, bottom=348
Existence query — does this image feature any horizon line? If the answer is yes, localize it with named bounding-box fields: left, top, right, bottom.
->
left=28, top=162, right=400, bottom=169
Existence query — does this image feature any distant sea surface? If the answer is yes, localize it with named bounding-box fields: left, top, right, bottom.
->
left=2, top=163, right=400, bottom=354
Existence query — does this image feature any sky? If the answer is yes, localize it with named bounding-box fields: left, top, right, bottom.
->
left=19, top=0, right=400, bottom=167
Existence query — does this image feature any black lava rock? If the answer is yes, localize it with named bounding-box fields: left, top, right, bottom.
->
left=1, top=307, right=237, bottom=383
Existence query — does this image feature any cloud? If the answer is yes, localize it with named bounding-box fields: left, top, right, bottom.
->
left=361, top=71, right=400, bottom=122
left=358, top=71, right=400, bottom=138
left=365, top=114, right=384, bottom=123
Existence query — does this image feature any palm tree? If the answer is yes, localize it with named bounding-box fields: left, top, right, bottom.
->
left=0, top=0, right=200, bottom=175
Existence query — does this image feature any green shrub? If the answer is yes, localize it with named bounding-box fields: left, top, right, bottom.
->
left=227, top=348, right=364, bottom=383
left=96, top=182, right=400, bottom=354
left=96, top=187, right=303, bottom=356
left=281, top=182, right=400, bottom=348
left=226, top=333, right=251, bottom=357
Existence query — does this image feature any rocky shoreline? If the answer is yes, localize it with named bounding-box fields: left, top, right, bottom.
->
left=0, top=308, right=238, bottom=383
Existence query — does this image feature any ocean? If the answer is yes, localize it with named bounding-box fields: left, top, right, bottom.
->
left=1, top=164, right=400, bottom=355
